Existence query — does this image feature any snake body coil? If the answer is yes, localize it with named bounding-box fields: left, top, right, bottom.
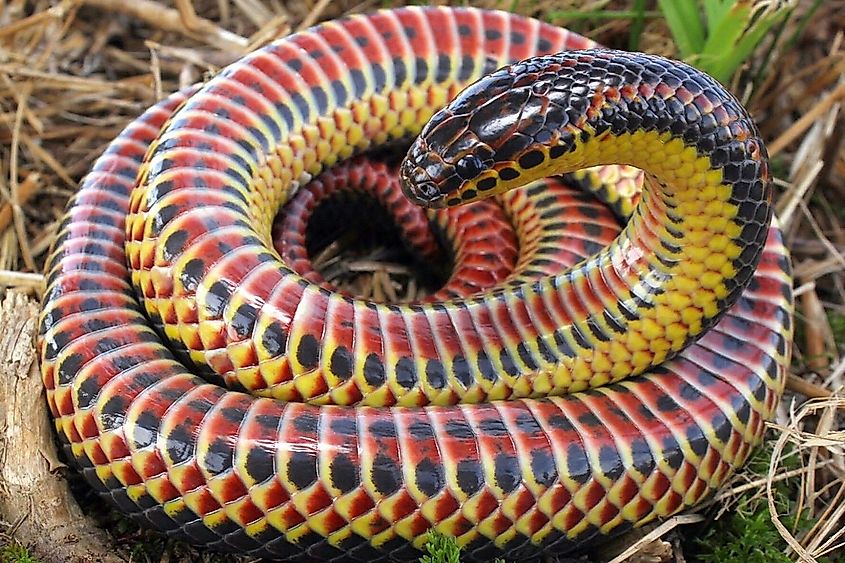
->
left=39, top=7, right=793, bottom=562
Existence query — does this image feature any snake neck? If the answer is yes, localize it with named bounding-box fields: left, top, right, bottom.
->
left=403, top=50, right=773, bottom=387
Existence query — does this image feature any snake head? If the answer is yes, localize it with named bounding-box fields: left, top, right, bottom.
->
left=401, top=54, right=594, bottom=208
left=399, top=112, right=494, bottom=208
left=400, top=66, right=528, bottom=208
left=399, top=137, right=494, bottom=208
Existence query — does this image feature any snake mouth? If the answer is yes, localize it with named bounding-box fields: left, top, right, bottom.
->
left=399, top=144, right=449, bottom=208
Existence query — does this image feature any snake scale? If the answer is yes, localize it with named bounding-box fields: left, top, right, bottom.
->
left=38, top=6, right=793, bottom=562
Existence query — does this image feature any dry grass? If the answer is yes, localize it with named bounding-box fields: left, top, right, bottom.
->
left=0, top=0, right=843, bottom=562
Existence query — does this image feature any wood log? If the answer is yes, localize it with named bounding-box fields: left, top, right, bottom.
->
left=0, top=291, right=122, bottom=562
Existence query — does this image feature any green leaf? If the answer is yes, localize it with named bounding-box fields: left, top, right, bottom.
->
left=628, top=0, right=649, bottom=51
left=698, top=1, right=792, bottom=82
left=656, top=0, right=706, bottom=57
left=697, top=0, right=754, bottom=79
left=702, top=0, right=734, bottom=28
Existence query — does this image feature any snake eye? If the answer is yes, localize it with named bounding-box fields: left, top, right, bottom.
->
left=455, top=154, right=485, bottom=180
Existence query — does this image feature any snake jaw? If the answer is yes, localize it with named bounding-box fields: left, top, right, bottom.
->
left=399, top=148, right=447, bottom=208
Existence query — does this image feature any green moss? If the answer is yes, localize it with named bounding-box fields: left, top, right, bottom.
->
left=695, top=504, right=794, bottom=562
left=420, top=531, right=506, bottom=563
left=0, top=542, right=40, bottom=563
left=420, top=531, right=462, bottom=563
left=689, top=441, right=834, bottom=562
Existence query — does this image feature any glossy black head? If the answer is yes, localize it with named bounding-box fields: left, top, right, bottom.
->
left=399, top=65, right=529, bottom=207
left=399, top=53, right=610, bottom=208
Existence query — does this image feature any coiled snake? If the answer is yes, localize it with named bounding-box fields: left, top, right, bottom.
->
left=39, top=6, right=793, bottom=562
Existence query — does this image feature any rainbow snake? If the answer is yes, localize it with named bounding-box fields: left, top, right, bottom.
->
left=38, top=6, right=793, bottom=562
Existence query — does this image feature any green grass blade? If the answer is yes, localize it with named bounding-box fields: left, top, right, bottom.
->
left=697, top=1, right=753, bottom=79
left=749, top=6, right=794, bottom=96
left=716, top=8, right=790, bottom=81
left=784, top=0, right=823, bottom=52
left=698, top=1, right=792, bottom=82
left=702, top=0, right=734, bottom=28
left=628, top=0, right=649, bottom=51
left=549, top=9, right=661, bottom=22
left=656, top=0, right=706, bottom=57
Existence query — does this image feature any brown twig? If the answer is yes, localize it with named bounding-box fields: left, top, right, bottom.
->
left=800, top=282, right=833, bottom=371
left=173, top=0, right=204, bottom=32
left=0, top=1, right=73, bottom=38
left=80, top=0, right=248, bottom=51
left=6, top=81, right=37, bottom=273
left=296, top=0, right=334, bottom=32
left=768, top=81, right=845, bottom=156
left=606, top=515, right=705, bottom=563
left=787, top=373, right=834, bottom=399
left=0, top=173, right=38, bottom=234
